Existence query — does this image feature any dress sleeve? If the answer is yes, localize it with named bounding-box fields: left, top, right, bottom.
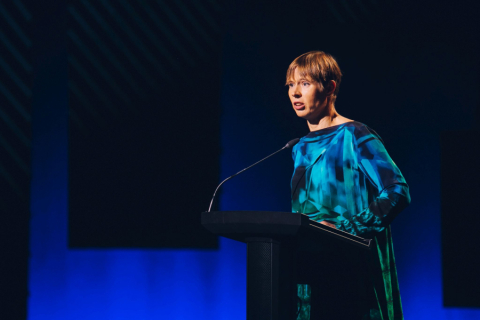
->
left=336, top=126, right=411, bottom=236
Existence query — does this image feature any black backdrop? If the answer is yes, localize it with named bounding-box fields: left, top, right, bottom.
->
left=68, top=0, right=223, bottom=248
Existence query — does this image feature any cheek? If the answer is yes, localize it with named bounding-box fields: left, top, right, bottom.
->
left=306, top=90, right=318, bottom=105
left=312, top=90, right=324, bottom=105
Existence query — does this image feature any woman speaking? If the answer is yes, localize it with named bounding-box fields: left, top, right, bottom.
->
left=287, top=51, right=410, bottom=320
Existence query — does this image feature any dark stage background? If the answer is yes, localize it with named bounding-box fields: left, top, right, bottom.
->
left=66, top=0, right=222, bottom=248
left=0, top=0, right=478, bottom=319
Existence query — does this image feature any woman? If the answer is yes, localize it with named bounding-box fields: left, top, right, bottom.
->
left=287, top=51, right=410, bottom=320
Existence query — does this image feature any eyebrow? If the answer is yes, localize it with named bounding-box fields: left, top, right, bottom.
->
left=287, top=78, right=310, bottom=82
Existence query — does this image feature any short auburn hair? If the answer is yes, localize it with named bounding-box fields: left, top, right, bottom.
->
left=286, top=51, right=342, bottom=101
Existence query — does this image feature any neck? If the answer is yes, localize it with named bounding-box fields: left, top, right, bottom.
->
left=307, top=103, right=341, bottom=131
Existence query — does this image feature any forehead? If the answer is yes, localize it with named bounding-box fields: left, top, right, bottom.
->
left=287, top=67, right=314, bottom=82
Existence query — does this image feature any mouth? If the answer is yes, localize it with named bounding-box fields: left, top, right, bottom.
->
left=293, top=102, right=305, bottom=110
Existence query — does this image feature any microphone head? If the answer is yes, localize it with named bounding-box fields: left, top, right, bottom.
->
left=285, top=138, right=300, bottom=149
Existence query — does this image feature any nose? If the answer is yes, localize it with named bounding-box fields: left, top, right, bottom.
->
left=291, top=85, right=301, bottom=98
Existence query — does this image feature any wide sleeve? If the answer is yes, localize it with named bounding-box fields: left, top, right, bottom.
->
left=336, top=126, right=411, bottom=236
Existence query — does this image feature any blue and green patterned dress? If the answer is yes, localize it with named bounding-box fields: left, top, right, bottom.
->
left=292, top=121, right=410, bottom=320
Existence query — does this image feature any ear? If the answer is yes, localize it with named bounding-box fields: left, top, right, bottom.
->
left=325, top=80, right=336, bottom=96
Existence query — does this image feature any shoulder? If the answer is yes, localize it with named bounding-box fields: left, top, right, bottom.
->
left=344, top=121, right=384, bottom=146
left=292, top=136, right=307, bottom=158
left=292, top=137, right=302, bottom=157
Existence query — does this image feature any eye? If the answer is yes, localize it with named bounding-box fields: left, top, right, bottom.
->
left=287, top=82, right=294, bottom=88
left=302, top=81, right=310, bottom=87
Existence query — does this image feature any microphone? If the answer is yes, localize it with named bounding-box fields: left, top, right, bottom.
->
left=207, top=138, right=300, bottom=212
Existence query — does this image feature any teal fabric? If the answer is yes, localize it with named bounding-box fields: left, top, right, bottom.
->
left=292, top=121, right=410, bottom=320
left=297, top=284, right=311, bottom=320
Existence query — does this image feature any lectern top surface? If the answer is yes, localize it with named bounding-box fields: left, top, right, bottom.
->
left=201, top=211, right=371, bottom=250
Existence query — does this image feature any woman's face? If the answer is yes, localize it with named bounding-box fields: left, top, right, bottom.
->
left=287, top=68, right=328, bottom=121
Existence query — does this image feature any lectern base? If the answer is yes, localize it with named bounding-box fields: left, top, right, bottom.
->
left=298, top=250, right=375, bottom=320
left=246, top=239, right=373, bottom=320
left=246, top=237, right=296, bottom=320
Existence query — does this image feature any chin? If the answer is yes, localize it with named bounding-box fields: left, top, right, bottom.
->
left=294, top=108, right=305, bottom=115
left=295, top=111, right=309, bottom=119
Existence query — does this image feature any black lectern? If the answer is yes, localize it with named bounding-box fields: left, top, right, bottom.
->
left=201, top=211, right=373, bottom=320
